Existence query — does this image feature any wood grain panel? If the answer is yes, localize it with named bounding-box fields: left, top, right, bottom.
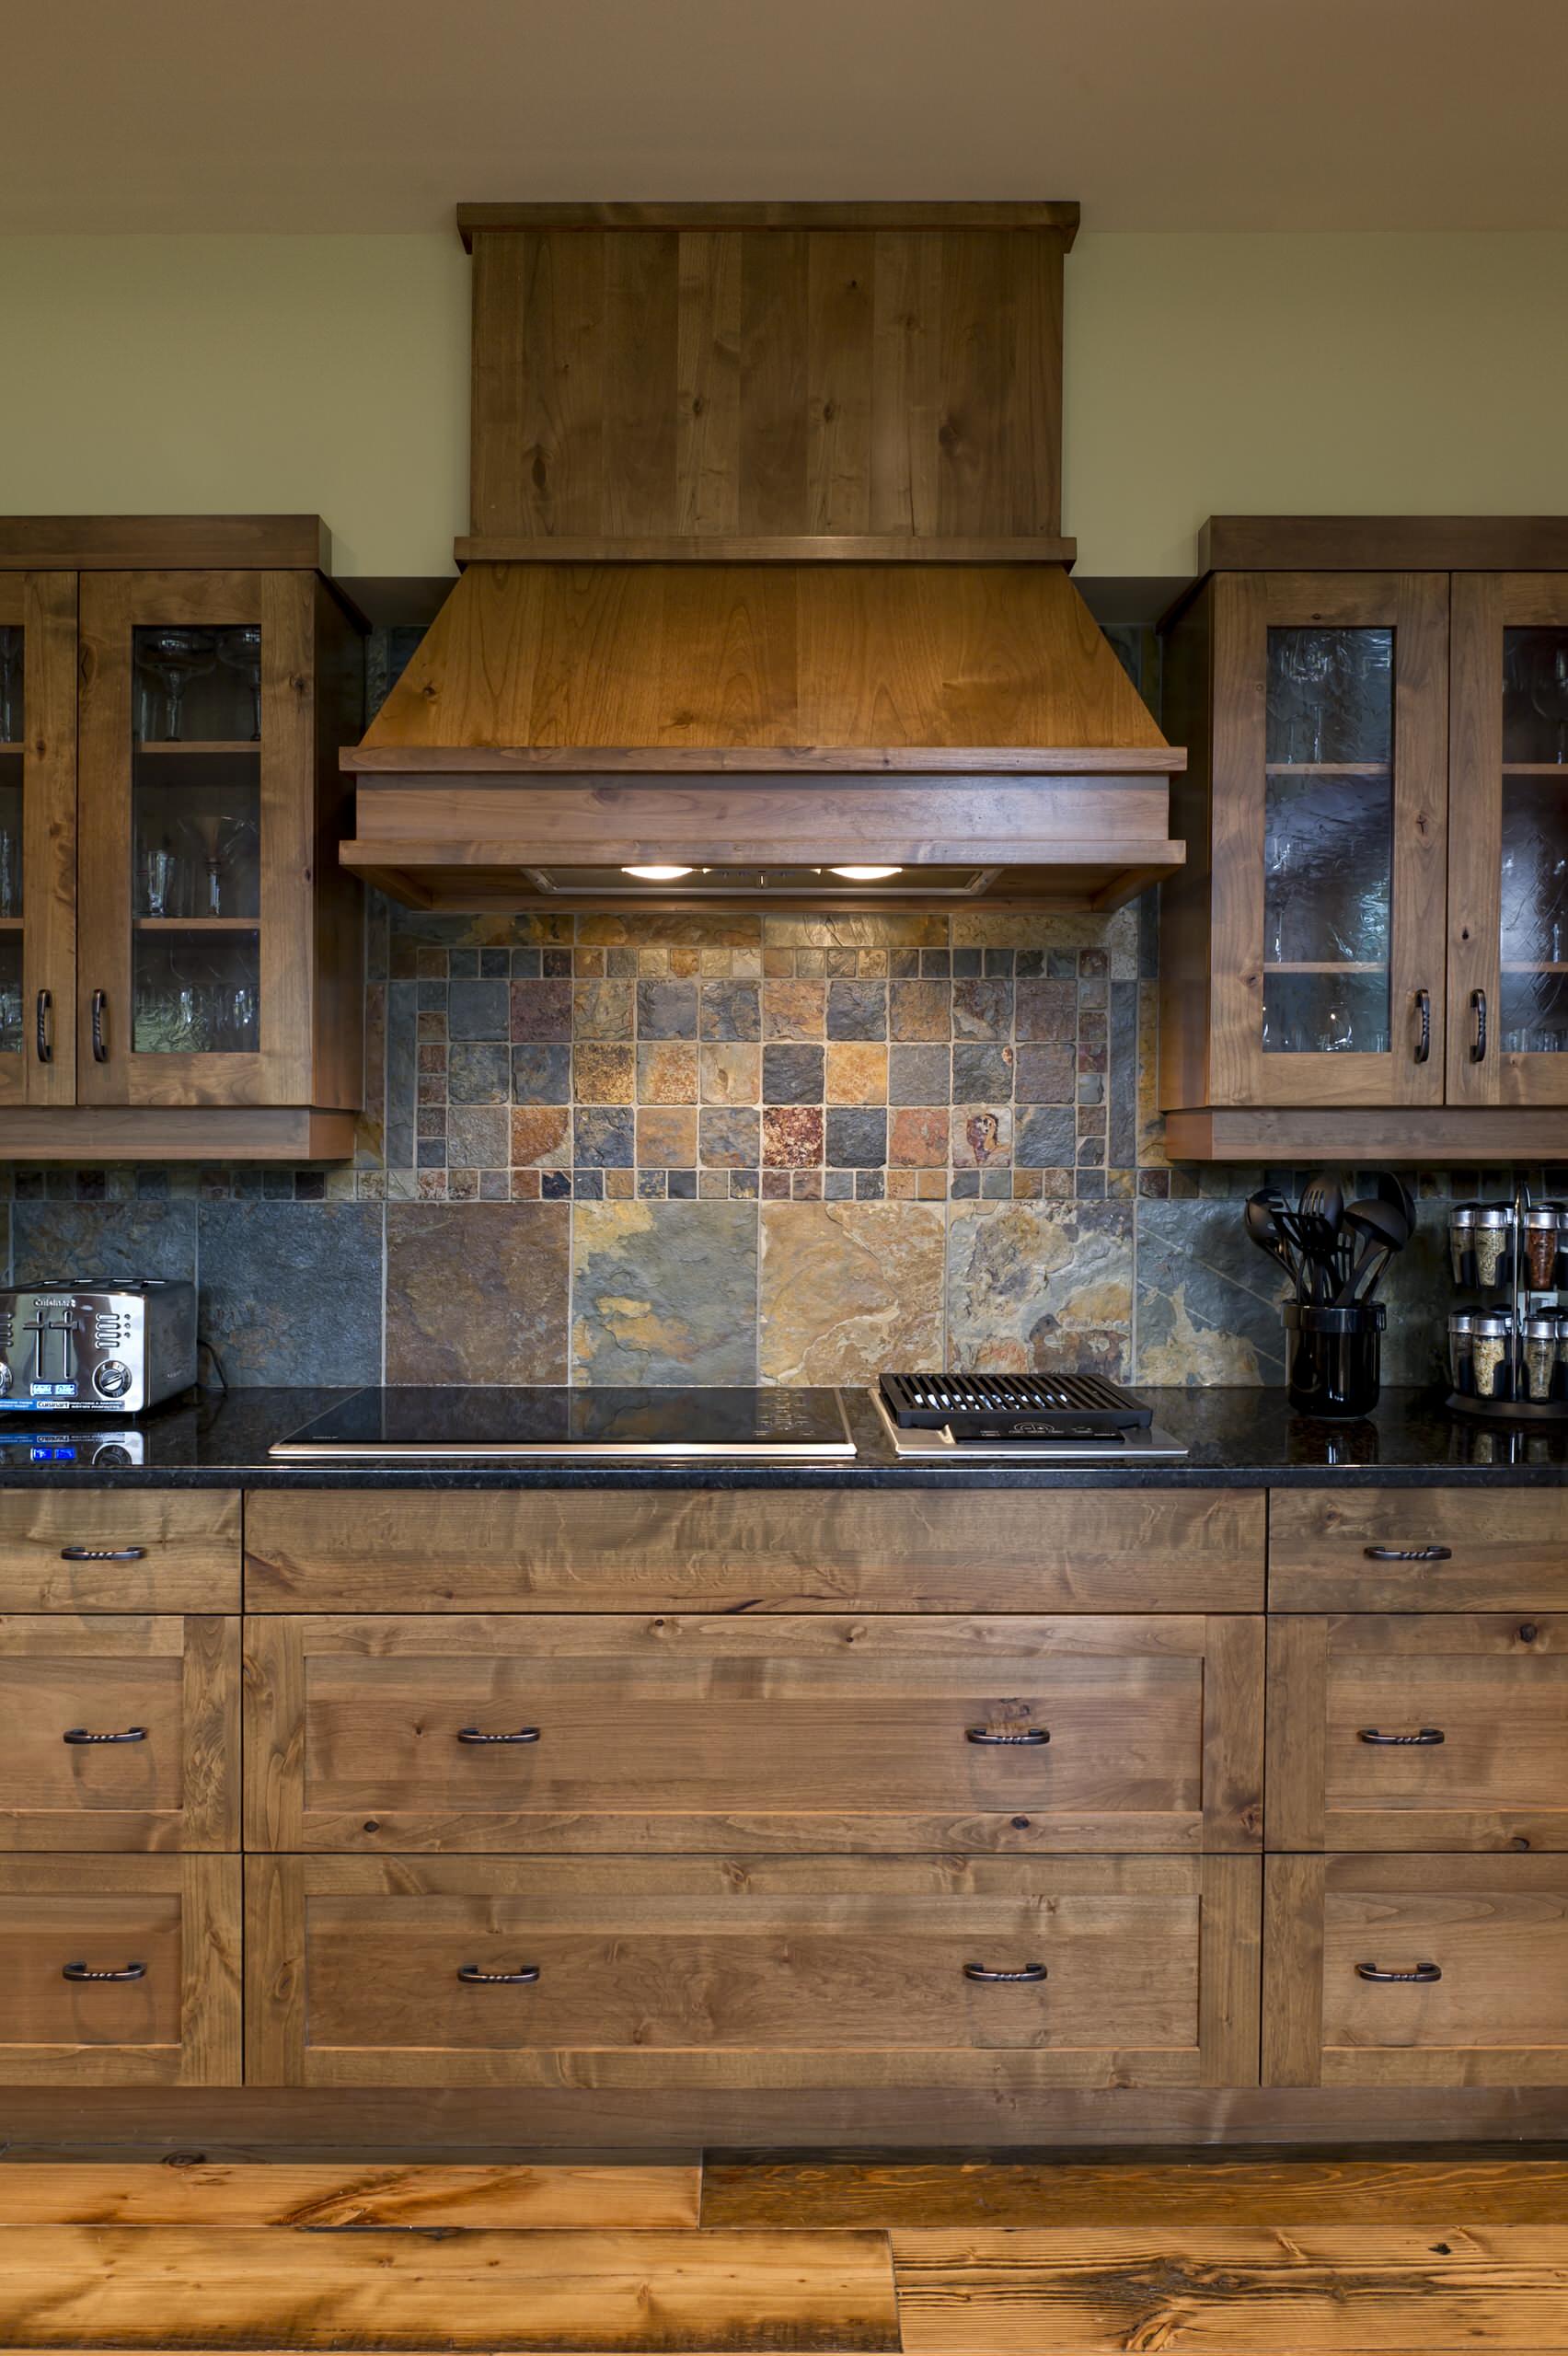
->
left=0, top=1490, right=240, bottom=1613
left=0, top=2223, right=899, bottom=2351
left=1268, top=1854, right=1568, bottom=2088
left=674, top=230, right=742, bottom=536
left=891, top=2223, right=1568, bottom=2354
left=0, top=2159, right=700, bottom=2227
left=806, top=234, right=874, bottom=534
left=357, top=560, right=1170, bottom=755
left=0, top=1855, right=239, bottom=2085
left=242, top=1487, right=1265, bottom=1614
left=0, top=1614, right=237, bottom=1852
left=246, top=1854, right=1257, bottom=2092
left=0, top=516, right=332, bottom=571
left=602, top=232, right=679, bottom=535
left=703, top=2153, right=1568, bottom=2227
left=243, top=1612, right=1260, bottom=1854
left=1270, top=1614, right=1568, bottom=1851
left=1269, top=1488, right=1568, bottom=1611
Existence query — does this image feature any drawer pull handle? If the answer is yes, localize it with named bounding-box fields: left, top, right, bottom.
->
left=967, top=1727, right=1049, bottom=1746
left=1358, top=1727, right=1445, bottom=1746
left=1364, top=1545, right=1452, bottom=1562
left=59, top=1546, right=147, bottom=1563
left=455, top=1727, right=541, bottom=1745
left=963, top=1962, right=1047, bottom=1984
left=457, top=1964, right=540, bottom=1985
left=91, top=987, right=110, bottom=1064
left=62, top=1960, right=146, bottom=1983
left=1355, top=1961, right=1442, bottom=1984
left=63, top=1726, right=147, bottom=1746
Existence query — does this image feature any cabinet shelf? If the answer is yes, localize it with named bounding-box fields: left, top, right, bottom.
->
left=134, top=740, right=259, bottom=757
left=0, top=916, right=22, bottom=932
left=1502, top=764, right=1568, bottom=777
left=1502, top=960, right=1568, bottom=973
left=133, top=916, right=259, bottom=932
left=1262, top=960, right=1387, bottom=974
left=1263, top=762, right=1390, bottom=777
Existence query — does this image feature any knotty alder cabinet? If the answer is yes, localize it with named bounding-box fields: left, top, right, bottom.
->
left=0, top=518, right=363, bottom=1160
left=6, top=1477, right=1568, bottom=2131
left=1159, top=521, right=1568, bottom=1160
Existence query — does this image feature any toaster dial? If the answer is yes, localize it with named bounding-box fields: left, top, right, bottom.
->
left=93, top=1360, right=133, bottom=1400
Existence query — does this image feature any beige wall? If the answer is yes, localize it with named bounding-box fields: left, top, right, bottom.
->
left=3, top=230, right=1566, bottom=580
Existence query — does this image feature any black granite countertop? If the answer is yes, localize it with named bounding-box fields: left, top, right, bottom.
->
left=2, top=1384, right=1567, bottom=1487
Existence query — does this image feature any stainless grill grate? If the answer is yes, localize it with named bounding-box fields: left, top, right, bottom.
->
left=879, top=1370, right=1153, bottom=1434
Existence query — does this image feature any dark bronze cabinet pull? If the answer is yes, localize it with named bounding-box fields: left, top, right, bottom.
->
left=456, top=1964, right=540, bottom=1984
left=1364, top=1545, right=1451, bottom=1562
left=62, top=1960, right=146, bottom=1983
left=1413, top=987, right=1431, bottom=1064
left=91, top=987, right=109, bottom=1063
left=60, top=1545, right=146, bottom=1563
left=963, top=1962, right=1047, bottom=1984
left=35, top=988, right=52, bottom=1064
left=455, top=1727, right=541, bottom=1745
left=967, top=1727, right=1049, bottom=1746
left=1355, top=1961, right=1441, bottom=1983
left=63, top=1726, right=147, bottom=1746
left=1358, top=1727, right=1445, bottom=1746
left=1470, top=987, right=1488, bottom=1063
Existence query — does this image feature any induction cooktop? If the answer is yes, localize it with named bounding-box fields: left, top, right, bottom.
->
left=269, top=1386, right=857, bottom=1461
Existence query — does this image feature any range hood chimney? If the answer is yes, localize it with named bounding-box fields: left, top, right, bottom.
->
left=341, top=202, right=1184, bottom=912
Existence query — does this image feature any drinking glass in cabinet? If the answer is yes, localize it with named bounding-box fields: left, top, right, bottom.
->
left=215, top=626, right=262, bottom=741
left=0, top=936, right=20, bottom=1057
left=0, top=625, right=20, bottom=745
left=1504, top=629, right=1568, bottom=765
left=135, top=629, right=217, bottom=743
left=0, top=775, right=20, bottom=920
left=132, top=931, right=260, bottom=1054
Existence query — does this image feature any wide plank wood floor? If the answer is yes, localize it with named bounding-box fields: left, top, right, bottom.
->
left=1, top=2154, right=1566, bottom=2353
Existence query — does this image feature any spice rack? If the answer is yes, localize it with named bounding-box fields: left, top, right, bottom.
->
left=1447, top=1184, right=1568, bottom=1420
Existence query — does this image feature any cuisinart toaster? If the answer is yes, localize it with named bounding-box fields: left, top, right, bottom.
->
left=0, top=1281, right=198, bottom=1412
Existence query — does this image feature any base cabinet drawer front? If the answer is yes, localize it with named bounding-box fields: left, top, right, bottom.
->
left=1265, top=1855, right=1568, bottom=2087
left=243, top=1488, right=1265, bottom=1614
left=0, top=1616, right=239, bottom=1851
left=0, top=1855, right=241, bottom=2085
left=246, top=1854, right=1262, bottom=2090
left=1268, top=1615, right=1568, bottom=1851
left=1269, top=1489, right=1568, bottom=1611
left=245, top=1614, right=1262, bottom=1854
left=0, top=1490, right=241, bottom=1612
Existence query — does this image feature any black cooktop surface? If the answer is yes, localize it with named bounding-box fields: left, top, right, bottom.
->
left=270, top=1385, right=857, bottom=1460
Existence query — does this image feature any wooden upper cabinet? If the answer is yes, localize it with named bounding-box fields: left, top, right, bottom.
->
left=1161, top=571, right=1449, bottom=1114
left=75, top=569, right=360, bottom=1114
left=1448, top=574, right=1568, bottom=1108
left=0, top=572, right=77, bottom=1109
left=460, top=205, right=1077, bottom=559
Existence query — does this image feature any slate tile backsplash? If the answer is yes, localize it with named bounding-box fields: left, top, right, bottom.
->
left=0, top=629, right=1523, bottom=1387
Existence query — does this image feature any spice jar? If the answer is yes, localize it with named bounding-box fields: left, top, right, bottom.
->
left=1469, top=1311, right=1517, bottom=1403
left=1450, top=1203, right=1515, bottom=1289
left=1522, top=1312, right=1559, bottom=1402
left=1523, top=1205, right=1564, bottom=1292
left=1447, top=1309, right=1476, bottom=1396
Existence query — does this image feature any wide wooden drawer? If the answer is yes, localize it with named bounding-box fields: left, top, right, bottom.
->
left=1265, top=1855, right=1568, bottom=2086
left=244, top=1613, right=1262, bottom=1854
left=1268, top=1615, right=1568, bottom=1851
left=0, top=1855, right=240, bottom=2085
left=243, top=1487, right=1265, bottom=1614
left=0, top=1616, right=239, bottom=1852
left=0, top=1490, right=241, bottom=1612
left=246, top=1853, right=1261, bottom=2090
left=1270, top=1489, right=1568, bottom=1611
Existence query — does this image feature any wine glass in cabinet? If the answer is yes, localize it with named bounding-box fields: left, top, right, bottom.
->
left=0, top=573, right=76, bottom=1109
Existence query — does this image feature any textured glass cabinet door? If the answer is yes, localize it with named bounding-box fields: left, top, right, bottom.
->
left=75, top=572, right=316, bottom=1109
left=0, top=573, right=76, bottom=1109
left=1210, top=574, right=1448, bottom=1108
left=1450, top=575, right=1568, bottom=1107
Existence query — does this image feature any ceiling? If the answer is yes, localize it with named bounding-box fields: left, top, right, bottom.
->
left=6, top=0, right=1567, bottom=235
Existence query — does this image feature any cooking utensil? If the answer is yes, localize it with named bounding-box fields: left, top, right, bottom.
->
left=1335, top=1197, right=1411, bottom=1305
left=1245, top=1193, right=1299, bottom=1288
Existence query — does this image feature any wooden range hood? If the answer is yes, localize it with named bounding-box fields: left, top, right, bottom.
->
left=341, top=202, right=1184, bottom=914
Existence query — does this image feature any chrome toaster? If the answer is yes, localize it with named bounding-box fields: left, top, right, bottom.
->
left=0, top=1281, right=198, bottom=1412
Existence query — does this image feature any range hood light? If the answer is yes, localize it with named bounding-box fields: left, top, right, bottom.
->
left=622, top=864, right=694, bottom=882
left=829, top=864, right=904, bottom=882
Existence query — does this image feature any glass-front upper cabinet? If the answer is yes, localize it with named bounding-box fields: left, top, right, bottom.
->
left=76, top=572, right=317, bottom=1109
left=0, top=573, right=76, bottom=1109
left=1449, top=575, right=1568, bottom=1107
left=1205, top=573, right=1448, bottom=1108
